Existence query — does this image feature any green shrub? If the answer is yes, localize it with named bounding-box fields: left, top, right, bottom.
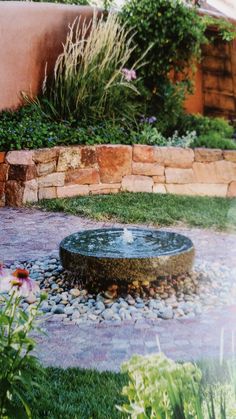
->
left=120, top=0, right=236, bottom=136
left=80, top=122, right=131, bottom=145
left=0, top=106, right=135, bottom=150
left=120, top=0, right=206, bottom=133
left=0, top=107, right=78, bottom=151
left=153, top=81, right=187, bottom=137
left=121, top=0, right=205, bottom=88
left=1, top=105, right=236, bottom=151
left=130, top=125, right=166, bottom=146
left=33, top=13, right=145, bottom=124
left=118, top=353, right=203, bottom=417
left=118, top=353, right=236, bottom=418
left=130, top=125, right=197, bottom=147
left=179, top=114, right=234, bottom=138
left=192, top=132, right=236, bottom=150
left=177, top=114, right=236, bottom=150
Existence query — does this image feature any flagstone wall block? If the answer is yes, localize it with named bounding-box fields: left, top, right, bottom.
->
left=227, top=181, right=236, bottom=197
left=97, top=145, right=132, bottom=183
left=122, top=175, right=153, bottom=193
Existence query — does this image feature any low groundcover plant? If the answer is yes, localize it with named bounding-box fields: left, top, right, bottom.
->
left=0, top=263, right=45, bottom=418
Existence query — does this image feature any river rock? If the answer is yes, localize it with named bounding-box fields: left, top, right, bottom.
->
left=159, top=307, right=173, bottom=319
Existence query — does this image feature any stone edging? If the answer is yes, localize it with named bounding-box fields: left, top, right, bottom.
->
left=0, top=145, right=236, bottom=206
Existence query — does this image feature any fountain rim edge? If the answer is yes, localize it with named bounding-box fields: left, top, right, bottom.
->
left=59, top=227, right=195, bottom=260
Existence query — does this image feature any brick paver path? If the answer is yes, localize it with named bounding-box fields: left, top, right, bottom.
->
left=1, top=207, right=236, bottom=370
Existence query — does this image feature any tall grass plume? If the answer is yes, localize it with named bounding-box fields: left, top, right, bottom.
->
left=36, top=13, right=147, bottom=124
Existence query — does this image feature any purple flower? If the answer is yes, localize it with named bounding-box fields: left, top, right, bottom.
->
left=121, top=68, right=137, bottom=82
left=140, top=116, right=157, bottom=124
left=148, top=116, right=157, bottom=124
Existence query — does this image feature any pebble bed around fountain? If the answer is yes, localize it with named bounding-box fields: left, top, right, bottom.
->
left=6, top=256, right=236, bottom=323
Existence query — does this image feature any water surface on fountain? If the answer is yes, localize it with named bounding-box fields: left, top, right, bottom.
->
left=61, top=228, right=193, bottom=259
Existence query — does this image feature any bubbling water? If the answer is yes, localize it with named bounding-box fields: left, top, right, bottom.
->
left=123, top=228, right=134, bottom=244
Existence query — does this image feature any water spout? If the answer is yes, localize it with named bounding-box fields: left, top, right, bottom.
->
left=123, top=228, right=134, bottom=244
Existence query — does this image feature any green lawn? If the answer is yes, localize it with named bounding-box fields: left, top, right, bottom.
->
left=37, top=192, right=236, bottom=231
left=20, top=360, right=233, bottom=418
left=27, top=368, right=127, bottom=418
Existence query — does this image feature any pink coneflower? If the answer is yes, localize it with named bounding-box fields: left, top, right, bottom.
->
left=121, top=68, right=137, bottom=82
left=0, top=268, right=39, bottom=298
left=12, top=269, right=40, bottom=297
left=0, top=261, right=4, bottom=277
left=0, top=262, right=13, bottom=293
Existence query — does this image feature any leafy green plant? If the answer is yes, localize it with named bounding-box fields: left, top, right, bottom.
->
left=118, top=353, right=203, bottom=418
left=0, top=106, right=136, bottom=150
left=179, top=114, right=236, bottom=150
left=203, top=16, right=236, bottom=42
left=1, top=105, right=235, bottom=151
left=120, top=0, right=236, bottom=136
left=121, top=0, right=206, bottom=89
left=0, top=106, right=80, bottom=151
left=131, top=125, right=166, bottom=146
left=178, top=114, right=234, bottom=138
left=192, top=132, right=236, bottom=150
left=154, top=81, right=187, bottom=137
left=118, top=353, right=236, bottom=418
left=33, top=13, right=146, bottom=124
left=0, top=265, right=45, bottom=418
left=167, top=130, right=197, bottom=148
left=120, top=0, right=207, bottom=133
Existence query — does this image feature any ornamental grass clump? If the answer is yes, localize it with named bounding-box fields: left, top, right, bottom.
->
left=0, top=263, right=45, bottom=418
left=37, top=13, right=144, bottom=124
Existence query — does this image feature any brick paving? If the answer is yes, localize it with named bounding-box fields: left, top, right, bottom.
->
left=1, top=207, right=236, bottom=370
left=36, top=306, right=236, bottom=371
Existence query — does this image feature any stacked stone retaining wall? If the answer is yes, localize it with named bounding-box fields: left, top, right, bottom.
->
left=1, top=145, right=236, bottom=207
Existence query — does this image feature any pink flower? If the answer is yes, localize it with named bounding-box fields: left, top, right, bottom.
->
left=0, top=272, right=14, bottom=293
left=0, top=268, right=40, bottom=298
left=121, top=68, right=137, bottom=82
left=0, top=261, right=5, bottom=277
left=12, top=269, right=40, bottom=298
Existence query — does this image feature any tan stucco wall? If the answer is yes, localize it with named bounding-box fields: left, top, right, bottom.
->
left=0, top=1, right=97, bottom=111
left=0, top=2, right=235, bottom=118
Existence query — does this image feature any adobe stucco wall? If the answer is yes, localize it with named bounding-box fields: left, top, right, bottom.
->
left=0, top=1, right=97, bottom=110
left=1, top=1, right=236, bottom=118
left=1, top=145, right=236, bottom=207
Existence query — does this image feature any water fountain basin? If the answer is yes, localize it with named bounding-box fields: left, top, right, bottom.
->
left=59, top=228, right=195, bottom=283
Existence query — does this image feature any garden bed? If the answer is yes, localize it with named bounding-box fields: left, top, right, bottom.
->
left=1, top=144, right=236, bottom=207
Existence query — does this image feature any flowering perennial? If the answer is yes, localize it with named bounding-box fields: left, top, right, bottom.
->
left=0, top=267, right=39, bottom=298
left=0, top=262, right=43, bottom=418
left=121, top=68, right=137, bottom=82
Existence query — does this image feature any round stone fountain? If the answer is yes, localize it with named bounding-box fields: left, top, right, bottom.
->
left=59, top=228, right=195, bottom=285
